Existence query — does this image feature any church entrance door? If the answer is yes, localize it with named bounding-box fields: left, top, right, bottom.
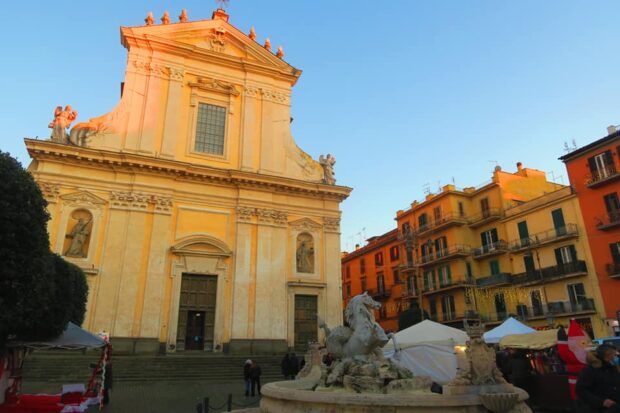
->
left=177, top=274, right=217, bottom=351
left=294, top=295, right=317, bottom=352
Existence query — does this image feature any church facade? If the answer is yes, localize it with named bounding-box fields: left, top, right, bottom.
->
left=25, top=9, right=350, bottom=354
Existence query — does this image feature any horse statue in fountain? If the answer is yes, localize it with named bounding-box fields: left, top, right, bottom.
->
left=318, top=292, right=394, bottom=362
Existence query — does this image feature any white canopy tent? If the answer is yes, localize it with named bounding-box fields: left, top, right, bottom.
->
left=483, top=317, right=535, bottom=344
left=383, top=320, right=469, bottom=384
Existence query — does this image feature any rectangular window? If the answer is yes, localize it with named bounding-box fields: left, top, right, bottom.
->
left=390, top=246, right=399, bottom=261
left=588, top=150, right=614, bottom=179
left=567, top=283, right=587, bottom=306
left=441, top=295, right=456, bottom=321
left=481, top=228, right=499, bottom=250
left=552, top=208, right=566, bottom=236
left=438, top=265, right=452, bottom=287
left=375, top=252, right=383, bottom=266
left=195, top=103, right=226, bottom=155
left=495, top=293, right=507, bottom=318
left=377, top=273, right=385, bottom=293
left=458, top=202, right=465, bottom=218
left=429, top=298, right=437, bottom=319
left=360, top=277, right=367, bottom=292
left=345, top=283, right=351, bottom=298
left=418, top=213, right=428, bottom=231
left=517, top=221, right=530, bottom=247
left=407, top=275, right=416, bottom=295
left=433, top=206, right=442, bottom=223
left=346, top=266, right=351, bottom=279
left=490, top=259, right=500, bottom=275
left=531, top=290, right=543, bottom=316
left=402, top=222, right=411, bottom=235
left=435, top=236, right=447, bottom=257
left=466, top=262, right=473, bottom=282
left=360, top=258, right=365, bottom=274
left=604, top=193, right=620, bottom=222
left=524, top=254, right=536, bottom=274
left=555, top=245, right=577, bottom=265
left=481, top=198, right=490, bottom=218
left=392, top=267, right=401, bottom=284
left=610, top=242, right=620, bottom=264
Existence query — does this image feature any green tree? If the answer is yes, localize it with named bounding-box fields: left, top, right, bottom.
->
left=398, top=303, right=429, bottom=331
left=0, top=152, right=88, bottom=347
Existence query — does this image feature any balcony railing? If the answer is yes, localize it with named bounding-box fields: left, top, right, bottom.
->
left=586, top=164, right=620, bottom=187
left=473, top=240, right=510, bottom=259
left=401, top=286, right=417, bottom=298
left=423, top=279, right=474, bottom=294
left=596, top=211, right=620, bottom=230
left=509, top=224, right=579, bottom=251
left=369, top=287, right=391, bottom=300
left=475, top=272, right=513, bottom=288
left=512, top=260, right=587, bottom=285
left=606, top=263, right=620, bottom=278
left=420, top=244, right=471, bottom=265
left=482, top=299, right=596, bottom=323
left=468, top=208, right=503, bottom=228
left=416, top=212, right=469, bottom=236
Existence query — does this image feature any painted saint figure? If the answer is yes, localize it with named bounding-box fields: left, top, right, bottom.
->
left=296, top=240, right=314, bottom=273
left=65, top=218, right=91, bottom=257
left=319, top=154, right=336, bottom=185
left=49, top=105, right=78, bottom=143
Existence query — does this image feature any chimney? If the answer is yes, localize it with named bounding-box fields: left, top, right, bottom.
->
left=607, top=125, right=617, bottom=135
left=516, top=162, right=523, bottom=172
left=355, top=244, right=360, bottom=250
left=212, top=8, right=229, bottom=21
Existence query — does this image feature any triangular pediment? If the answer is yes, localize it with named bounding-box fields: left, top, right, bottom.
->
left=60, top=191, right=107, bottom=206
left=289, top=218, right=323, bottom=231
left=122, top=17, right=297, bottom=74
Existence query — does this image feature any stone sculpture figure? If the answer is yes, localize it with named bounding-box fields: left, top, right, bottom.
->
left=65, top=218, right=91, bottom=257
left=296, top=239, right=314, bottom=273
left=319, top=154, right=336, bottom=185
left=319, top=292, right=392, bottom=362
left=49, top=105, right=78, bottom=143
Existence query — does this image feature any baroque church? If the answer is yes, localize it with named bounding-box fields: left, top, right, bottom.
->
left=25, top=8, right=351, bottom=354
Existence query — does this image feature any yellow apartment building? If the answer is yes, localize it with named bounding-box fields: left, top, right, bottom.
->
left=393, top=163, right=607, bottom=337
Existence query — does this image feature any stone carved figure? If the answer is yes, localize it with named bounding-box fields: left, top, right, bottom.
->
left=69, top=120, right=104, bottom=146
left=65, top=217, right=91, bottom=257
left=319, top=292, right=392, bottom=362
left=319, top=154, right=336, bottom=185
left=296, top=234, right=314, bottom=273
left=49, top=105, right=78, bottom=143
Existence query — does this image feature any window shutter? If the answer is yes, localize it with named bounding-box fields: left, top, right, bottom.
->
left=587, top=156, right=597, bottom=174
left=481, top=232, right=488, bottom=247
left=554, top=248, right=563, bottom=266
left=604, top=150, right=613, bottom=166
left=611, top=243, right=620, bottom=264
left=446, top=265, right=452, bottom=284
left=569, top=245, right=578, bottom=262
left=491, top=228, right=499, bottom=243
left=517, top=221, right=529, bottom=240
left=441, top=297, right=447, bottom=314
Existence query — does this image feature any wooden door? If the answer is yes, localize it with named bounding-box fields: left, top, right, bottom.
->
left=177, top=274, right=217, bottom=351
left=294, top=295, right=317, bottom=352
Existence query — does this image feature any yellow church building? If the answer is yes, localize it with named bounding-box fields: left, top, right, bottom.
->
left=25, top=9, right=350, bottom=354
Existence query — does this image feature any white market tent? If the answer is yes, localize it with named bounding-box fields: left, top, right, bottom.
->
left=483, top=317, right=535, bottom=344
left=383, top=319, right=469, bottom=384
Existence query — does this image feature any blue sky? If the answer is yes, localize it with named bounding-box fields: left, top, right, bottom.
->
left=1, top=1, right=619, bottom=251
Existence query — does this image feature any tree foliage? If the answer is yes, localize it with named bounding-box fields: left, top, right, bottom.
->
left=398, top=304, right=429, bottom=331
left=0, top=151, right=88, bottom=347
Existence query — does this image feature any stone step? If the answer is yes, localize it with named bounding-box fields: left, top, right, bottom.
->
left=22, top=353, right=289, bottom=383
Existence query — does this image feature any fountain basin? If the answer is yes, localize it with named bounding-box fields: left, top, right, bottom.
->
left=258, top=381, right=531, bottom=413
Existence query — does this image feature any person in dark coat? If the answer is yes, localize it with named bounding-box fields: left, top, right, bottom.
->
left=281, top=353, right=291, bottom=379
left=507, top=349, right=532, bottom=391
left=576, top=344, right=620, bottom=413
left=250, top=361, right=262, bottom=397
left=243, top=359, right=252, bottom=397
left=289, top=353, right=300, bottom=378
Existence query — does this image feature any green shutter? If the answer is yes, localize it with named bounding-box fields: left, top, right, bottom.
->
left=554, top=248, right=563, bottom=266
left=552, top=209, right=566, bottom=235
left=569, top=245, right=578, bottom=262
left=491, top=228, right=499, bottom=244
left=446, top=265, right=452, bottom=284
left=524, top=255, right=535, bottom=273
left=490, top=260, right=500, bottom=275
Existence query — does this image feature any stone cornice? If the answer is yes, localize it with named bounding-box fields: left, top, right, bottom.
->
left=25, top=139, right=351, bottom=202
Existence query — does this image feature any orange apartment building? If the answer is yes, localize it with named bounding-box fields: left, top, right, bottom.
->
left=560, top=126, right=620, bottom=335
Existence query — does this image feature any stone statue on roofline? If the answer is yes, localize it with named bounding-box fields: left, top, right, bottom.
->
left=49, top=105, right=77, bottom=143
left=319, top=153, right=336, bottom=185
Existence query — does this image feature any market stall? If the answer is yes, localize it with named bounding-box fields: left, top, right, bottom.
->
left=483, top=317, right=536, bottom=344
left=0, top=322, right=111, bottom=413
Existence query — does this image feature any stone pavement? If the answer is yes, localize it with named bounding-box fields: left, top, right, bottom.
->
left=24, top=378, right=279, bottom=413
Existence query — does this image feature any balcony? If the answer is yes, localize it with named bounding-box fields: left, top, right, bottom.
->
left=482, top=299, right=596, bottom=323
left=423, top=279, right=474, bottom=295
left=586, top=164, right=620, bottom=188
left=369, top=287, right=391, bottom=300
left=596, top=211, right=620, bottom=231
left=475, top=272, right=513, bottom=288
left=509, top=224, right=579, bottom=252
left=420, top=244, right=471, bottom=266
left=416, top=212, right=469, bottom=236
left=512, top=260, right=588, bottom=285
left=401, top=286, right=417, bottom=299
left=473, top=240, right=510, bottom=259
left=606, top=263, right=620, bottom=278
left=468, top=208, right=503, bottom=228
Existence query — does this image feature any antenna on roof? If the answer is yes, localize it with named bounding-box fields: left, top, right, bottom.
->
left=215, top=0, right=230, bottom=9
left=563, top=140, right=578, bottom=153
left=423, top=183, right=431, bottom=195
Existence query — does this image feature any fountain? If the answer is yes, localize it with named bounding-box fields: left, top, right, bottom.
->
left=257, top=293, right=531, bottom=413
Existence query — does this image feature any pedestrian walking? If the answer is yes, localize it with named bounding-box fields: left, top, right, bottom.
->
left=290, top=353, right=300, bottom=378
left=243, top=359, right=252, bottom=397
left=576, top=344, right=620, bottom=413
left=250, top=360, right=262, bottom=397
left=281, top=353, right=291, bottom=379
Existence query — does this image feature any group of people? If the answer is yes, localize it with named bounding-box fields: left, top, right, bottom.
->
left=576, top=344, right=620, bottom=413
left=280, top=353, right=303, bottom=379
left=243, top=359, right=262, bottom=397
